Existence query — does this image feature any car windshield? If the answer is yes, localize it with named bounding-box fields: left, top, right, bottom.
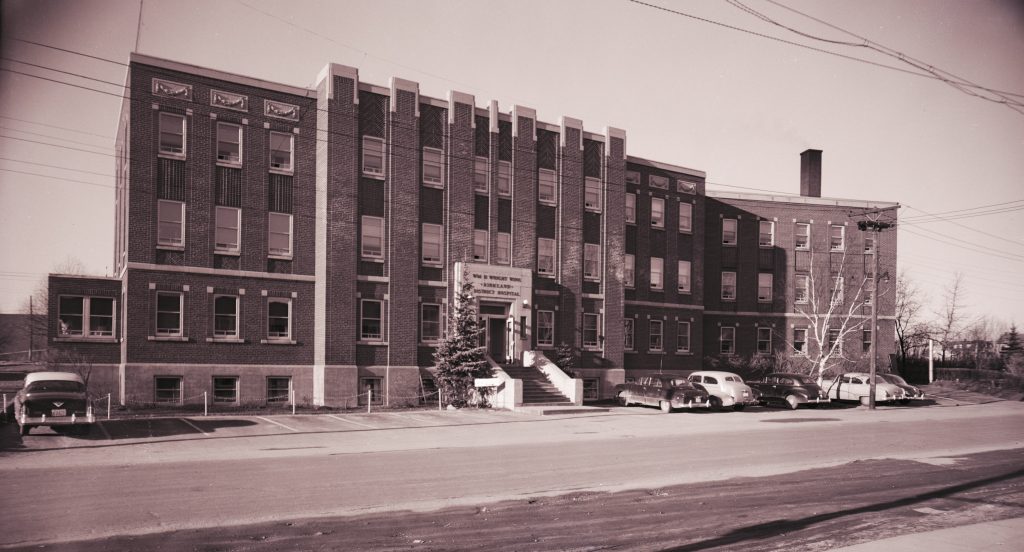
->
left=883, top=375, right=907, bottom=385
left=669, top=379, right=695, bottom=388
left=792, top=375, right=816, bottom=385
left=26, top=380, right=85, bottom=393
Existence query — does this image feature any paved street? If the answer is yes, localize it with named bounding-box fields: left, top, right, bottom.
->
left=1, top=398, right=1022, bottom=550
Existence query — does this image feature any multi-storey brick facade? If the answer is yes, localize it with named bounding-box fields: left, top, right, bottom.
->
left=47, top=54, right=898, bottom=407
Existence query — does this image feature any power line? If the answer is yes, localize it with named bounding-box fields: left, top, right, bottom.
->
left=900, top=204, right=1024, bottom=248
left=0, top=157, right=115, bottom=178
left=899, top=199, right=1024, bottom=222
left=0, top=126, right=113, bottom=151
left=0, top=115, right=115, bottom=140
left=898, top=226, right=1024, bottom=264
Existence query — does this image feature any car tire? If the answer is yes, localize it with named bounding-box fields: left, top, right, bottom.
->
left=660, top=400, right=672, bottom=414
left=785, top=395, right=800, bottom=410
left=708, top=396, right=723, bottom=410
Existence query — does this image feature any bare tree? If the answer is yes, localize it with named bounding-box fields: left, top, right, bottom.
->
left=934, top=272, right=966, bottom=362
left=791, top=249, right=873, bottom=385
left=44, top=349, right=93, bottom=390
left=894, top=271, right=930, bottom=365
left=962, top=315, right=1005, bottom=369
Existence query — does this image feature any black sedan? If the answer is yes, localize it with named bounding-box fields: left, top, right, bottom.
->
left=614, top=375, right=711, bottom=413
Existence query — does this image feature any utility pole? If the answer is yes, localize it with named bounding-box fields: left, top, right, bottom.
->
left=28, top=296, right=34, bottom=362
left=858, top=220, right=893, bottom=410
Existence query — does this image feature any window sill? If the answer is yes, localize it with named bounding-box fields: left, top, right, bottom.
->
left=497, top=191, right=512, bottom=198
left=419, top=341, right=440, bottom=346
left=158, top=152, right=186, bottom=161
left=362, top=172, right=385, bottom=180
left=537, top=272, right=556, bottom=279
left=830, top=248, right=846, bottom=253
left=651, top=287, right=664, bottom=292
left=149, top=336, right=187, bottom=342
left=759, top=244, right=775, bottom=249
left=361, top=256, right=384, bottom=263
left=357, top=340, right=388, bottom=346
left=157, top=244, right=185, bottom=251
left=647, top=351, right=666, bottom=355
left=422, top=181, right=444, bottom=189
left=269, top=167, right=294, bottom=176
left=585, top=207, right=602, bottom=214
left=538, top=200, right=558, bottom=207
left=422, top=262, right=443, bottom=268
left=216, top=161, right=242, bottom=169
left=675, top=351, right=693, bottom=355
left=625, top=349, right=637, bottom=354
left=651, top=225, right=665, bottom=230
left=53, top=337, right=118, bottom=343
left=215, top=250, right=241, bottom=257
left=260, top=339, right=297, bottom=345
left=584, top=277, right=601, bottom=282
left=722, top=243, right=737, bottom=247
left=626, top=221, right=636, bottom=226
left=679, top=229, right=692, bottom=235
left=268, top=254, right=293, bottom=261
left=207, top=337, right=244, bottom=343
left=722, top=298, right=736, bottom=302
left=795, top=247, right=810, bottom=251
left=582, top=346, right=602, bottom=352
left=678, top=290, right=691, bottom=294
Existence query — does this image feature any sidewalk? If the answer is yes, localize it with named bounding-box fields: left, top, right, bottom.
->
left=832, top=517, right=1024, bottom=551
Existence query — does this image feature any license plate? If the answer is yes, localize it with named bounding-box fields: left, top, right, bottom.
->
left=51, top=409, right=66, bottom=417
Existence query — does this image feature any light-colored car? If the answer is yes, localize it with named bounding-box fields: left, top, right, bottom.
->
left=822, top=372, right=907, bottom=405
left=13, top=372, right=94, bottom=436
left=687, top=371, right=759, bottom=410
left=876, top=373, right=926, bottom=404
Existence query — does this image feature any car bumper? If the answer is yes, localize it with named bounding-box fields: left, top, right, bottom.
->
left=802, top=397, right=831, bottom=404
left=672, top=398, right=712, bottom=409
left=20, top=413, right=94, bottom=426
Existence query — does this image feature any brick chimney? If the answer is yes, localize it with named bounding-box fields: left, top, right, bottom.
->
left=800, top=149, right=822, bottom=198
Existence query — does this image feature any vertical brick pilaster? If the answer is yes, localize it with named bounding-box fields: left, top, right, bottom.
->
left=387, top=78, right=420, bottom=367
left=559, top=117, right=584, bottom=348
left=511, top=105, right=537, bottom=271
left=603, top=127, right=627, bottom=369
left=447, top=91, right=475, bottom=266
left=316, top=64, right=360, bottom=405
left=487, top=101, right=502, bottom=267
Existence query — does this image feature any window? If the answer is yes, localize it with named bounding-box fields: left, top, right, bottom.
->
left=583, top=313, right=600, bottom=348
left=269, top=131, right=293, bottom=172
left=677, top=180, right=696, bottom=194
left=759, top=221, right=775, bottom=247
left=58, top=296, right=114, bottom=337
left=625, top=170, right=640, bottom=185
left=157, top=200, right=184, bottom=247
left=537, top=238, right=555, bottom=275
left=536, top=310, right=554, bottom=347
left=864, top=277, right=874, bottom=306
left=584, top=177, right=601, bottom=211
left=624, top=254, right=635, bottom=288
left=624, top=318, right=634, bottom=351
left=830, top=225, right=845, bottom=251
left=831, top=276, right=844, bottom=306
left=794, top=328, right=808, bottom=355
left=361, top=216, right=384, bottom=259
left=215, top=206, right=241, bottom=254
left=679, top=202, right=692, bottom=233
left=497, top=161, right=511, bottom=195
left=155, top=292, right=183, bottom=336
left=795, top=274, right=809, bottom=304
left=678, top=260, right=691, bottom=294
left=472, top=230, right=488, bottom=261
left=677, top=321, right=690, bottom=353
left=757, top=327, right=772, bottom=354
left=216, top=122, right=242, bottom=165
left=474, top=157, right=488, bottom=192
left=651, top=197, right=665, bottom=228
left=650, top=257, right=664, bottom=290
left=649, top=175, right=668, bottom=189
left=154, top=377, right=182, bottom=404
left=158, top=112, right=185, bottom=157
left=721, top=271, right=736, bottom=301
left=720, top=326, right=735, bottom=355
left=795, top=223, right=810, bottom=250
left=584, top=243, right=601, bottom=281
left=538, top=169, right=557, bottom=204
left=268, top=212, right=292, bottom=257
left=496, top=232, right=511, bottom=265
left=422, top=224, right=443, bottom=265
left=827, top=327, right=842, bottom=354
left=649, top=320, right=663, bottom=352
left=625, top=193, right=636, bottom=224
left=267, top=298, right=291, bottom=340
left=862, top=329, right=872, bottom=353
left=422, top=147, right=444, bottom=187
left=362, top=136, right=385, bottom=177
left=421, top=303, right=441, bottom=343
left=214, top=295, right=238, bottom=338
left=864, top=234, right=876, bottom=253
left=758, top=273, right=773, bottom=302
left=722, top=218, right=737, bottom=245
left=361, top=299, right=383, bottom=341
left=267, top=377, right=291, bottom=404
left=213, top=376, right=238, bottom=403
left=583, top=379, right=600, bottom=401
left=359, top=377, right=383, bottom=405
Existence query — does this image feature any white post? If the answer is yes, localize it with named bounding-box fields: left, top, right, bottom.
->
left=2, top=394, right=6, bottom=419
left=367, top=389, right=372, bottom=414
left=107, top=393, right=111, bottom=420
left=929, top=339, right=934, bottom=383
left=204, top=391, right=208, bottom=416
left=291, top=388, right=296, bottom=415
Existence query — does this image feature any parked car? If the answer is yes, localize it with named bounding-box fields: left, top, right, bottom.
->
left=687, top=371, right=759, bottom=410
left=822, top=372, right=907, bottom=405
left=875, top=373, right=925, bottom=404
left=614, top=375, right=711, bottom=413
left=746, top=373, right=830, bottom=410
left=13, top=372, right=94, bottom=435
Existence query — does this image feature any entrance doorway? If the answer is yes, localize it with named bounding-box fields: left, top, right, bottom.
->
left=488, top=318, right=506, bottom=363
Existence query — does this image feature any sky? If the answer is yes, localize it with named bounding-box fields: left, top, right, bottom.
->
left=1, top=0, right=1022, bottom=336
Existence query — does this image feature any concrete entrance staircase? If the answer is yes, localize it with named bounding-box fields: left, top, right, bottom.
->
left=500, top=364, right=573, bottom=406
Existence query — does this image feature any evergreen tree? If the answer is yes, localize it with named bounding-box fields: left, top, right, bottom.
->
left=554, top=342, right=578, bottom=377
left=433, top=279, right=491, bottom=408
left=1004, top=324, right=1022, bottom=354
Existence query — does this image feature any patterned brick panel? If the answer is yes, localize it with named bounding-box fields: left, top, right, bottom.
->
left=511, top=113, right=536, bottom=272
left=558, top=128, right=584, bottom=348
left=386, top=88, right=420, bottom=367
left=446, top=98, right=474, bottom=267
left=602, top=133, right=626, bottom=370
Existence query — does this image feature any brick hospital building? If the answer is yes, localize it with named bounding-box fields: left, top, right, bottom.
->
left=47, top=54, right=898, bottom=407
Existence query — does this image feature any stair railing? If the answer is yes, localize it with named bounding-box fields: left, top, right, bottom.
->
left=523, top=351, right=584, bottom=406
left=480, top=355, right=522, bottom=411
